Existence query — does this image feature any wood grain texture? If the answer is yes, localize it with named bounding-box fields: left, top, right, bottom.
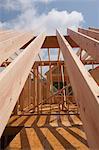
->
left=0, top=33, right=45, bottom=138
left=0, top=31, right=23, bottom=42
left=0, top=32, right=34, bottom=65
left=67, top=28, right=99, bottom=62
left=56, top=29, right=99, bottom=150
left=78, top=28, right=99, bottom=41
left=89, top=27, right=99, bottom=32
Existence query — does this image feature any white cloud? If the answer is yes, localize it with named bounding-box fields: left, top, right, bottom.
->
left=0, top=0, right=84, bottom=35
left=0, top=0, right=34, bottom=11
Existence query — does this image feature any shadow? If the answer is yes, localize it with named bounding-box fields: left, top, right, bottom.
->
left=4, top=114, right=89, bottom=149
left=48, top=126, right=76, bottom=150
left=68, top=115, right=75, bottom=125
left=34, top=126, right=53, bottom=150
left=0, top=126, right=23, bottom=150
left=18, top=116, right=30, bottom=126
left=20, top=127, right=31, bottom=150
left=31, top=114, right=40, bottom=126
left=7, top=116, right=20, bottom=126
left=63, top=126, right=89, bottom=147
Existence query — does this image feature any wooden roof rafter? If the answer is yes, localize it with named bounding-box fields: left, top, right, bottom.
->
left=56, top=29, right=99, bottom=149
left=0, top=32, right=34, bottom=66
left=0, top=32, right=46, bottom=138
left=89, top=27, right=99, bottom=32
left=67, top=28, right=99, bottom=62
left=78, top=28, right=99, bottom=41
left=0, top=27, right=99, bottom=149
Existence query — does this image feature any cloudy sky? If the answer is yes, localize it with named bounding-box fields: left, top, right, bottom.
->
left=0, top=0, right=99, bottom=35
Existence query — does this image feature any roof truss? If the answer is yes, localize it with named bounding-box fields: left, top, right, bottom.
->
left=56, top=29, right=99, bottom=149
left=0, top=27, right=99, bottom=150
left=0, top=33, right=45, bottom=138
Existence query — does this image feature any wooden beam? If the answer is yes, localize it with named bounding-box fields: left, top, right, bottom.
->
left=0, top=32, right=34, bottom=66
left=60, top=64, right=66, bottom=107
left=0, top=33, right=45, bottom=138
left=34, top=60, right=64, bottom=66
left=0, top=31, right=22, bottom=42
left=42, top=36, right=79, bottom=48
left=56, top=29, right=99, bottom=149
left=57, top=48, right=61, bottom=60
left=81, top=51, right=89, bottom=60
left=76, top=48, right=81, bottom=56
left=0, top=29, right=14, bottom=34
left=67, top=28, right=99, bottom=62
left=78, top=28, right=99, bottom=41
left=89, top=27, right=99, bottom=32
left=22, top=35, right=79, bottom=49
left=34, top=66, right=39, bottom=113
left=48, top=48, right=53, bottom=103
left=82, top=60, right=99, bottom=65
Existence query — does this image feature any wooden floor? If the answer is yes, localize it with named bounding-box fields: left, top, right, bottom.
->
left=2, top=110, right=89, bottom=150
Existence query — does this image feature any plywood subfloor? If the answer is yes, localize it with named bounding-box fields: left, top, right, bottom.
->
left=23, top=103, right=78, bottom=115
left=4, top=114, right=89, bottom=150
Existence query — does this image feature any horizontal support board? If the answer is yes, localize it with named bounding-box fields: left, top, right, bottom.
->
left=21, top=35, right=79, bottom=49
left=34, top=60, right=64, bottom=66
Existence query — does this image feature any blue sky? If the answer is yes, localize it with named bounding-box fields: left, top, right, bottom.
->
left=39, top=0, right=99, bottom=28
left=0, top=0, right=99, bottom=34
left=0, top=0, right=98, bottom=72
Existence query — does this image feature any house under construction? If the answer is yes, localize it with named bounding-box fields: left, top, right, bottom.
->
left=0, top=27, right=99, bottom=150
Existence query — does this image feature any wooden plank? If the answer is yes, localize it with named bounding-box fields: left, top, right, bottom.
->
left=19, top=76, right=31, bottom=110
left=0, top=31, right=21, bottom=42
left=50, top=115, right=58, bottom=127
left=67, top=28, right=99, bottom=61
left=37, top=115, right=47, bottom=127
left=70, top=127, right=87, bottom=140
left=48, top=48, right=53, bottom=103
left=34, top=60, right=64, bottom=66
left=81, top=52, right=89, bottom=60
left=11, top=116, right=28, bottom=126
left=56, top=29, right=99, bottom=149
left=24, top=116, right=37, bottom=127
left=0, top=32, right=34, bottom=65
left=82, top=59, right=99, bottom=65
left=41, top=128, right=64, bottom=150
left=78, top=28, right=99, bottom=41
left=34, top=66, right=39, bottom=113
left=22, top=35, right=79, bottom=49
left=7, top=116, right=19, bottom=125
left=76, top=48, right=81, bottom=56
left=25, top=128, right=43, bottom=149
left=42, top=36, right=79, bottom=48
left=70, top=115, right=82, bottom=125
left=0, top=29, right=14, bottom=34
left=60, top=115, right=71, bottom=127
left=60, top=65, right=66, bottom=106
left=7, top=132, right=21, bottom=149
left=57, top=128, right=89, bottom=150
left=57, top=48, right=61, bottom=60
left=89, top=27, right=99, bottom=32
left=0, top=33, right=45, bottom=138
